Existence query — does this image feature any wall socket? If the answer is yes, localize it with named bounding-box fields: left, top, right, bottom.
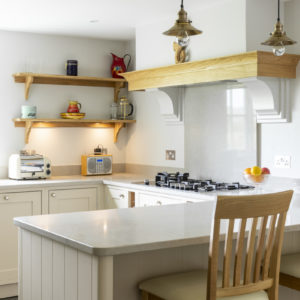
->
left=274, top=155, right=291, bottom=168
left=166, top=150, right=176, bottom=160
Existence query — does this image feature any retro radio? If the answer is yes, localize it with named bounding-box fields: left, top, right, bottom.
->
left=81, top=155, right=112, bottom=176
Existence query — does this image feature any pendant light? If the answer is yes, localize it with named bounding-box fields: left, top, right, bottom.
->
left=163, top=0, right=202, bottom=64
left=261, top=0, right=296, bottom=56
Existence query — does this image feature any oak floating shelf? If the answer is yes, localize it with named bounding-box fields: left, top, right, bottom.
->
left=121, top=51, right=300, bottom=91
left=13, top=118, right=136, bottom=144
left=13, top=73, right=126, bottom=101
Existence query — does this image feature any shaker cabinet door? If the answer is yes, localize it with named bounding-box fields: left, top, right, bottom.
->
left=48, top=188, right=97, bottom=214
left=0, top=191, right=41, bottom=285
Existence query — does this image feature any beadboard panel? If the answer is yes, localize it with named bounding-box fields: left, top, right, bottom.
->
left=19, top=229, right=99, bottom=300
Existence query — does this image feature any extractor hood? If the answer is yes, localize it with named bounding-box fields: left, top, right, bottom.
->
left=122, top=51, right=300, bottom=124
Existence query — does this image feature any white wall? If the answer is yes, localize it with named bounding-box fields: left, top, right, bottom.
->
left=260, top=0, right=300, bottom=178
left=136, top=0, right=246, bottom=70
left=0, top=30, right=127, bottom=177
left=246, top=0, right=281, bottom=51
left=127, top=0, right=251, bottom=175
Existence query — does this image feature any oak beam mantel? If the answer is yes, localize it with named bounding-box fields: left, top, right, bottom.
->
left=121, top=51, right=300, bottom=91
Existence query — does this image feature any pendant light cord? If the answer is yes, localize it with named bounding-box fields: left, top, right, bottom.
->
left=181, top=0, right=184, bottom=9
left=277, top=0, right=280, bottom=21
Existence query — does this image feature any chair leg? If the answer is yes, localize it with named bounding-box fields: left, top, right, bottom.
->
left=268, top=280, right=279, bottom=300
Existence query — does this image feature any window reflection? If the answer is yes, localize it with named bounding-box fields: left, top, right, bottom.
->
left=226, top=88, right=246, bottom=150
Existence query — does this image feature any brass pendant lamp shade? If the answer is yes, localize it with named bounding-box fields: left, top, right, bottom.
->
left=261, top=20, right=296, bottom=47
left=163, top=0, right=202, bottom=64
left=261, top=0, right=296, bottom=56
left=163, top=2, right=202, bottom=37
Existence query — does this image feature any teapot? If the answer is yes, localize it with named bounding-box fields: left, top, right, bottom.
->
left=110, top=53, right=131, bottom=78
left=118, top=96, right=134, bottom=119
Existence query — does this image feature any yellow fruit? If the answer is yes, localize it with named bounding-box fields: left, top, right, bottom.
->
left=243, top=168, right=251, bottom=175
left=251, top=166, right=262, bottom=176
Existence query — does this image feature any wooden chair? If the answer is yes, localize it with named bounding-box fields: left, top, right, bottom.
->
left=279, top=253, right=300, bottom=291
left=139, top=190, right=293, bottom=300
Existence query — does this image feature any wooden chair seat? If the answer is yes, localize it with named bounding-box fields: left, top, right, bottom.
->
left=139, top=270, right=268, bottom=300
left=279, top=253, right=300, bottom=291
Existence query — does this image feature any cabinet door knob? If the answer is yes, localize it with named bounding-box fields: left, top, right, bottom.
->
left=51, top=193, right=56, bottom=197
left=157, top=201, right=162, bottom=205
left=3, top=196, right=9, bottom=200
left=119, top=194, right=125, bottom=199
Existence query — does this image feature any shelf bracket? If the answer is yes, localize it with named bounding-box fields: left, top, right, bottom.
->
left=238, top=77, right=291, bottom=123
left=25, top=75, right=34, bottom=100
left=114, top=122, right=125, bottom=143
left=114, top=82, right=124, bottom=102
left=25, top=121, right=33, bottom=144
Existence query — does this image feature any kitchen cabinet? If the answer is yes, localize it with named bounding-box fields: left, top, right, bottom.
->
left=47, top=187, right=97, bottom=214
left=136, top=191, right=194, bottom=207
left=104, top=185, right=130, bottom=209
left=0, top=191, right=41, bottom=289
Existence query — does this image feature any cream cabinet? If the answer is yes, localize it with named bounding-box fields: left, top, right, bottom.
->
left=104, top=186, right=130, bottom=209
left=136, top=191, right=195, bottom=207
left=47, top=187, right=97, bottom=214
left=0, top=191, right=41, bottom=288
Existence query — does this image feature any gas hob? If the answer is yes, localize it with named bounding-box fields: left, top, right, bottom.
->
left=141, top=172, right=254, bottom=193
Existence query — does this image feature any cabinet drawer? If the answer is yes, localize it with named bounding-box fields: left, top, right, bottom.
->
left=137, top=192, right=191, bottom=207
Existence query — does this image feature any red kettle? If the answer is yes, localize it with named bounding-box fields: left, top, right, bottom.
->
left=110, top=53, right=131, bottom=78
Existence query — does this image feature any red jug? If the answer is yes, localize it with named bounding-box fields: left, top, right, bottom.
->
left=111, top=53, right=131, bottom=78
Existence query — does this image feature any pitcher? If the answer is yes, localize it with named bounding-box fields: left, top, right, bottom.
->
left=110, top=53, right=131, bottom=78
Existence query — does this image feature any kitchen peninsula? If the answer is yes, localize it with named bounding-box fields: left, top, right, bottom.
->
left=14, top=187, right=300, bottom=300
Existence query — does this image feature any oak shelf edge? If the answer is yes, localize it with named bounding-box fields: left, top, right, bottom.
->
left=12, top=73, right=127, bottom=101
left=13, top=118, right=136, bottom=144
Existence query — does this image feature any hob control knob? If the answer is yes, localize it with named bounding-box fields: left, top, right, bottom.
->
left=46, top=170, right=51, bottom=175
left=46, top=163, right=50, bottom=168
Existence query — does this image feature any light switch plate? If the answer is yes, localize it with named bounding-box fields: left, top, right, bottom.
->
left=166, top=150, right=176, bottom=160
left=274, top=155, right=291, bottom=168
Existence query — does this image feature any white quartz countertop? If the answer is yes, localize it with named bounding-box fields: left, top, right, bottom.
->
left=2, top=172, right=300, bottom=200
left=0, top=173, right=145, bottom=190
left=14, top=194, right=300, bottom=256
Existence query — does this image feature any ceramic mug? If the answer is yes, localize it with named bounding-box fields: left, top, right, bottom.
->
left=67, top=101, right=81, bottom=113
left=21, top=105, right=36, bottom=119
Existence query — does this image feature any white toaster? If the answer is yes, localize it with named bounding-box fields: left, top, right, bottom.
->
left=9, top=154, right=51, bottom=180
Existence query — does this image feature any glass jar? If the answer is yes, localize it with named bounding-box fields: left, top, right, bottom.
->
left=110, top=103, right=119, bottom=120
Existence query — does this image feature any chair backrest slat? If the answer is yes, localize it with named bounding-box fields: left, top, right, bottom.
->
left=262, top=214, right=277, bottom=280
left=233, top=218, right=247, bottom=286
left=207, top=218, right=220, bottom=300
left=244, top=217, right=258, bottom=284
left=253, top=216, right=268, bottom=282
left=222, top=219, right=234, bottom=288
left=207, top=190, right=293, bottom=300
